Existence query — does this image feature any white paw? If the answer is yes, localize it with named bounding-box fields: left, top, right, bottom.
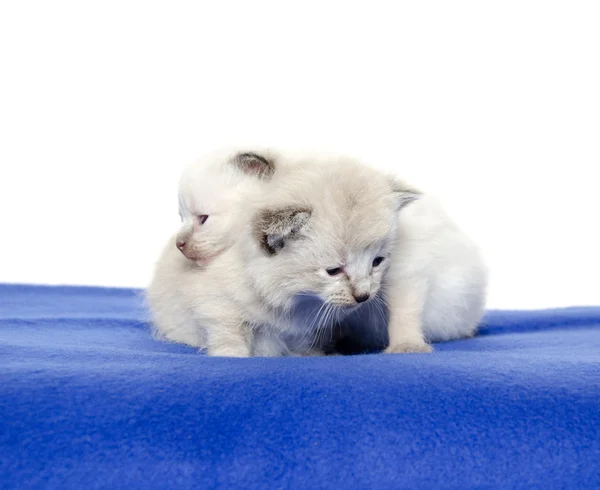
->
left=208, top=347, right=251, bottom=357
left=303, top=349, right=327, bottom=357
left=384, top=342, right=433, bottom=354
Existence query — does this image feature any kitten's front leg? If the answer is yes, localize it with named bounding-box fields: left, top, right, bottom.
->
left=251, top=328, right=288, bottom=357
left=206, top=320, right=252, bottom=357
left=384, top=277, right=432, bottom=354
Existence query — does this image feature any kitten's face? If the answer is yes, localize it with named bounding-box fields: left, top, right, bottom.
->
left=313, top=236, right=394, bottom=307
left=301, top=230, right=396, bottom=308
left=251, top=159, right=418, bottom=309
left=176, top=150, right=275, bottom=265
left=302, top=197, right=399, bottom=308
left=177, top=185, right=239, bottom=265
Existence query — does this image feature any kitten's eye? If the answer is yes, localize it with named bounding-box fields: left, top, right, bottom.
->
left=326, top=267, right=343, bottom=276
left=372, top=256, right=385, bottom=267
left=198, top=214, right=209, bottom=225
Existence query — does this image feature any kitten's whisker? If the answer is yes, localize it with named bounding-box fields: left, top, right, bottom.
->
left=322, top=305, right=333, bottom=348
left=323, top=304, right=337, bottom=348
left=300, top=300, right=327, bottom=353
left=304, top=301, right=327, bottom=347
left=330, top=306, right=342, bottom=345
left=373, top=295, right=389, bottom=342
left=310, top=304, right=327, bottom=351
left=312, top=302, right=332, bottom=352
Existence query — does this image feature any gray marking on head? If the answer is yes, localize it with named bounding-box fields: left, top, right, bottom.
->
left=253, top=205, right=312, bottom=255
left=230, top=152, right=275, bottom=180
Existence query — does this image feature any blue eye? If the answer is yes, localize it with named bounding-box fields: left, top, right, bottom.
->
left=372, top=257, right=385, bottom=267
left=326, top=267, right=343, bottom=276
left=198, top=215, right=209, bottom=225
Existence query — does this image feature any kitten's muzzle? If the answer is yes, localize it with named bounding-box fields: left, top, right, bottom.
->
left=177, top=240, right=225, bottom=265
left=175, top=239, right=201, bottom=261
left=176, top=240, right=199, bottom=260
left=353, top=293, right=370, bottom=304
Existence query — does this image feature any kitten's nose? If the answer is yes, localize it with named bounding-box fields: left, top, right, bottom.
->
left=176, top=240, right=186, bottom=250
left=353, top=293, right=370, bottom=303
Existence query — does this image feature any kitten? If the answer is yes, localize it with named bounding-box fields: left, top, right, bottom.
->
left=337, top=192, right=488, bottom=354
left=382, top=193, right=488, bottom=353
left=239, top=155, right=418, bottom=355
left=243, top=155, right=487, bottom=355
left=146, top=148, right=278, bottom=353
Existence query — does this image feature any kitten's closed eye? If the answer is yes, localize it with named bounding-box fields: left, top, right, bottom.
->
left=198, top=214, right=209, bottom=225
left=326, top=267, right=343, bottom=276
left=372, top=257, right=385, bottom=267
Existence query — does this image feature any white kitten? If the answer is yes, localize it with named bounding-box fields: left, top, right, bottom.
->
left=382, top=193, right=488, bottom=353
left=147, top=148, right=277, bottom=354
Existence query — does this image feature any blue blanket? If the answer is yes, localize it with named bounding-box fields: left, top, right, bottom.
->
left=1, top=284, right=599, bottom=489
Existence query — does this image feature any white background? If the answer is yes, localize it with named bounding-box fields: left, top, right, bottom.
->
left=1, top=1, right=599, bottom=309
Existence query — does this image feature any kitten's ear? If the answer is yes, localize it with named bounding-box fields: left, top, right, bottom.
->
left=253, top=205, right=312, bottom=255
left=230, top=152, right=275, bottom=180
left=390, top=178, right=422, bottom=210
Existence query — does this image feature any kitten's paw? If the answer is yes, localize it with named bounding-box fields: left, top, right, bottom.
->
left=384, top=342, right=433, bottom=354
left=303, top=349, right=327, bottom=357
left=287, top=349, right=327, bottom=357
left=208, top=347, right=251, bottom=357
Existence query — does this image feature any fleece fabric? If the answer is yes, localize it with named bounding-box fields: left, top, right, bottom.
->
left=0, top=284, right=599, bottom=489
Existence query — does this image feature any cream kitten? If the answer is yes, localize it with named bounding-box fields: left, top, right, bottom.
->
left=238, top=155, right=418, bottom=355
left=243, top=155, right=487, bottom=355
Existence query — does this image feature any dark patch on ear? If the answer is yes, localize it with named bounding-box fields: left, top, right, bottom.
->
left=253, top=205, right=312, bottom=255
left=390, top=178, right=422, bottom=210
left=230, top=152, right=275, bottom=180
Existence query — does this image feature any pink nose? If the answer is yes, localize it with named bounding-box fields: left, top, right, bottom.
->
left=176, top=240, right=185, bottom=250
